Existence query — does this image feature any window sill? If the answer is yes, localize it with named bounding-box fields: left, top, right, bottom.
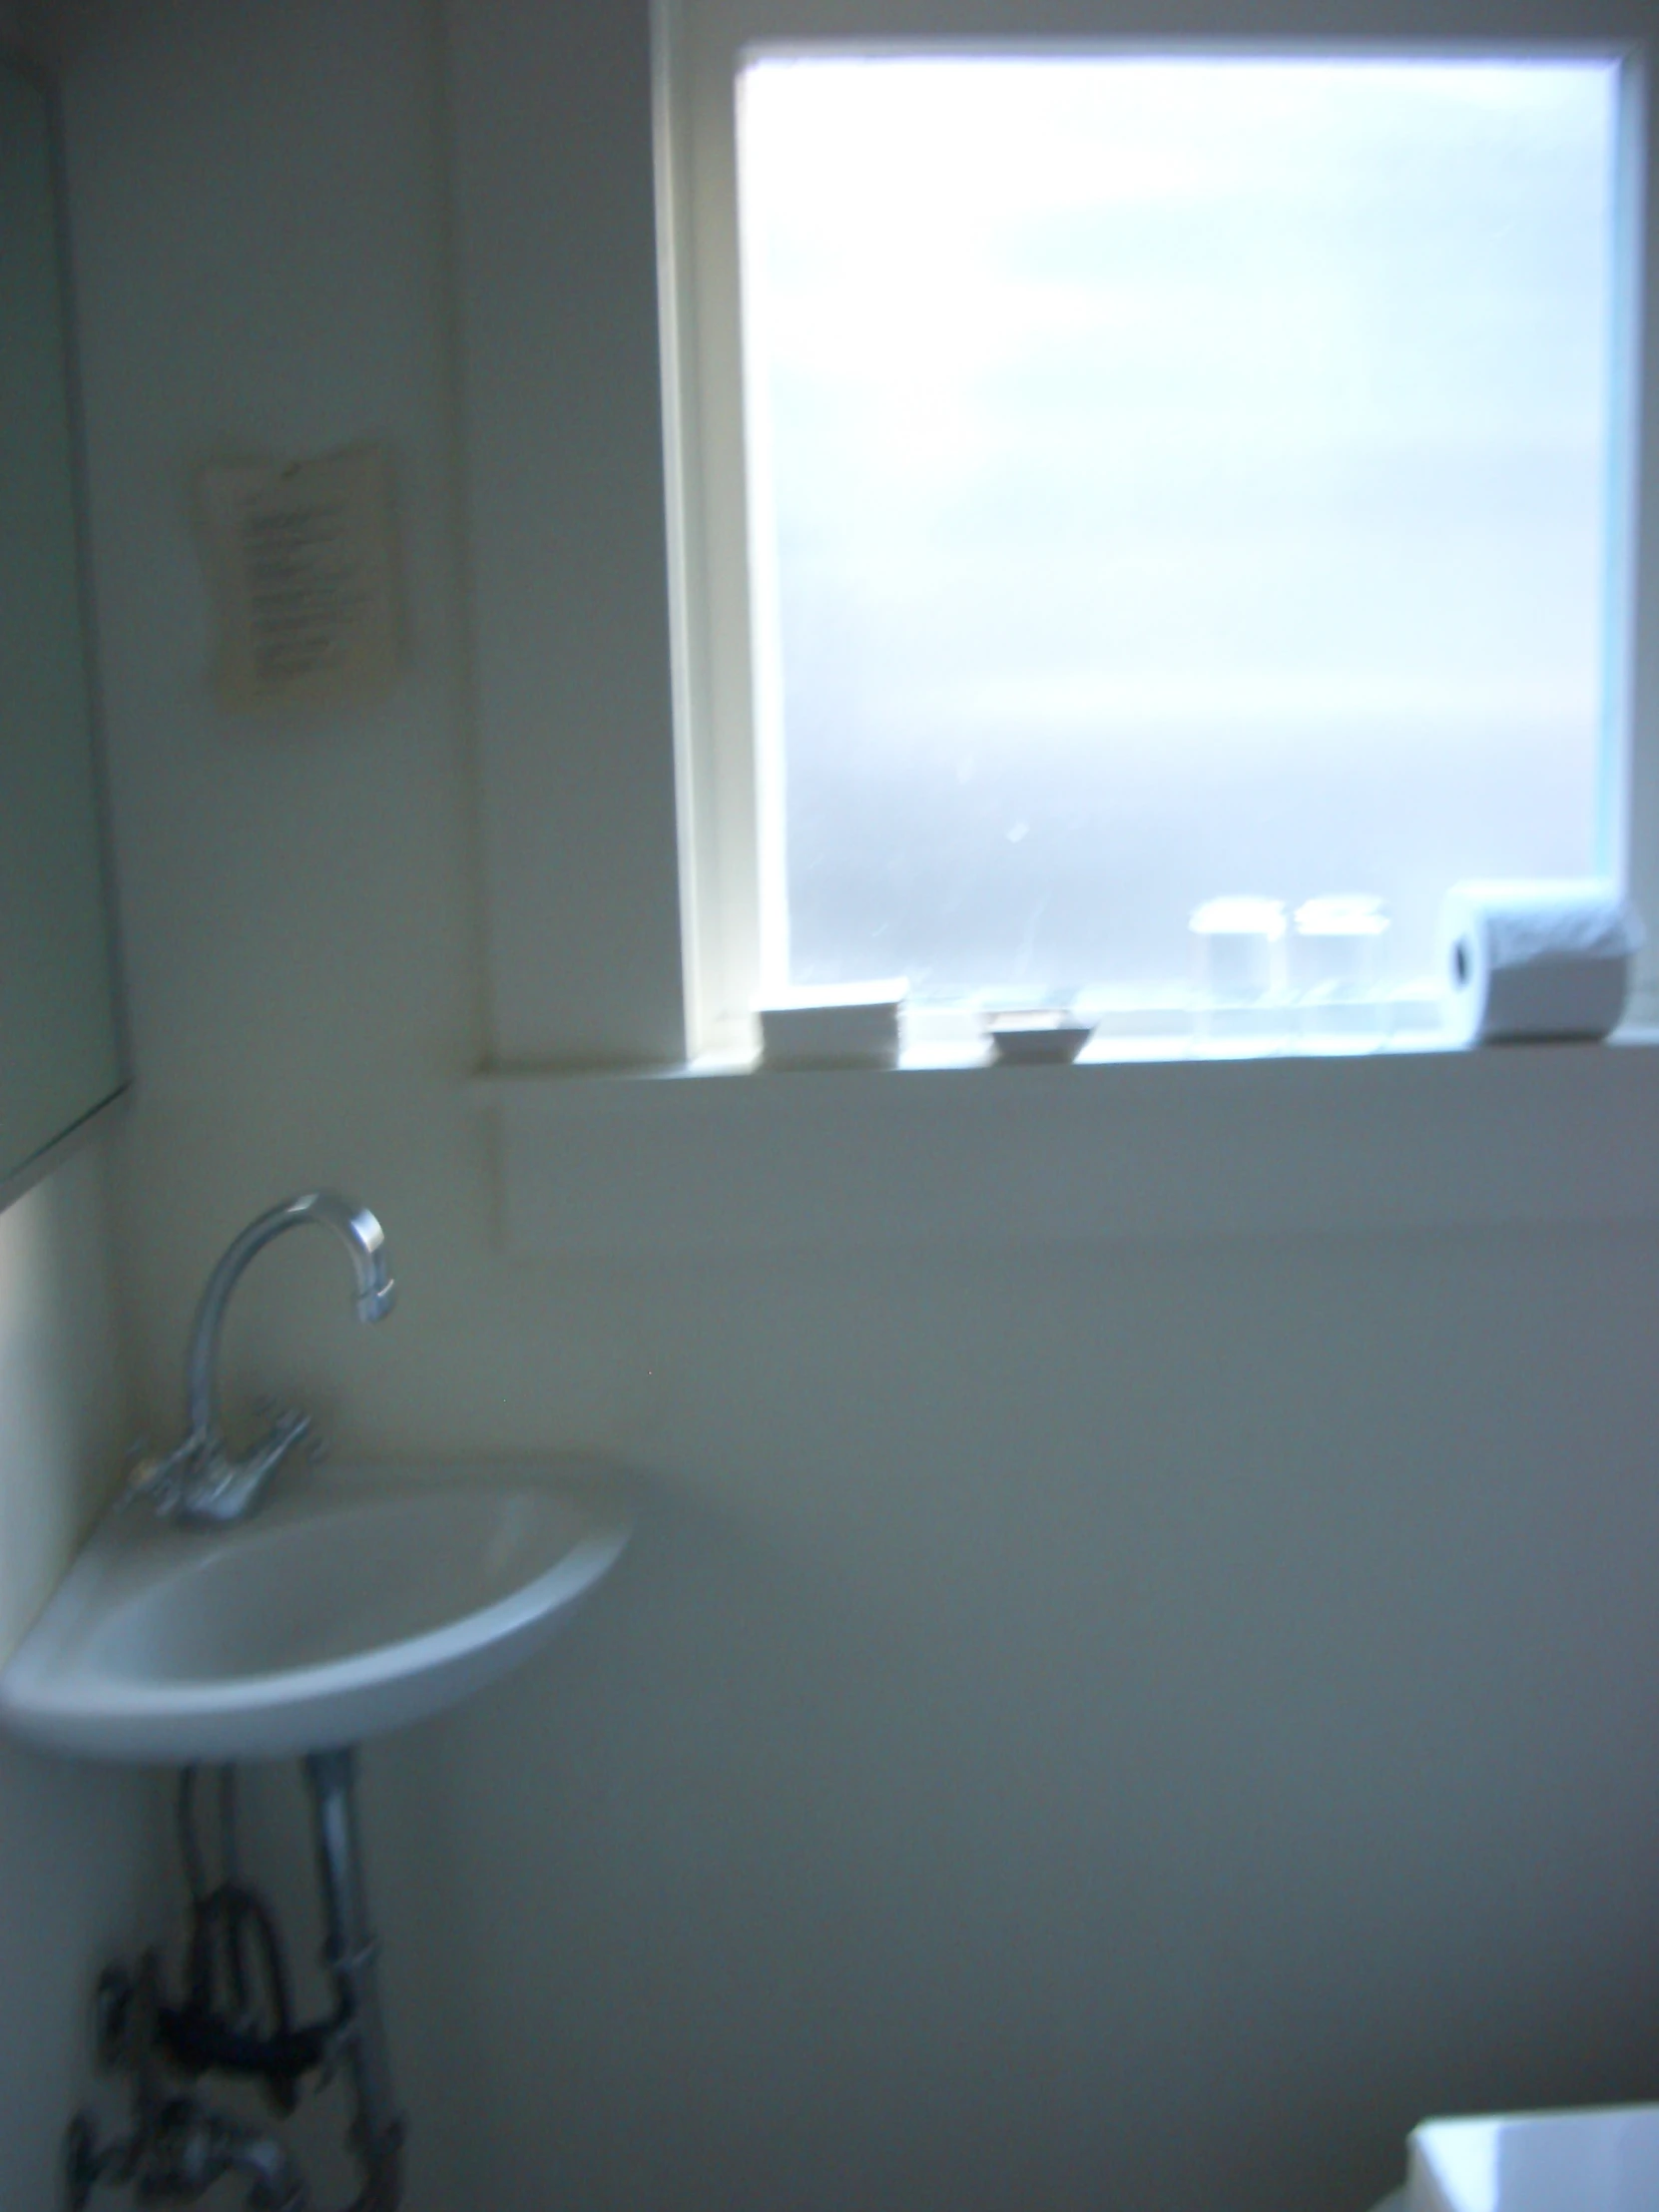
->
left=473, top=1026, right=1659, bottom=1258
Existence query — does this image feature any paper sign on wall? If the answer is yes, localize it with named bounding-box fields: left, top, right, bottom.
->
left=197, top=443, right=401, bottom=713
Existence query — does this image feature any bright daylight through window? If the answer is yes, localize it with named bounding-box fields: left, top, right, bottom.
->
left=724, top=49, right=1630, bottom=1036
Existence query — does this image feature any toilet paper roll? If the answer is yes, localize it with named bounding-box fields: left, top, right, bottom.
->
left=1439, top=880, right=1644, bottom=1044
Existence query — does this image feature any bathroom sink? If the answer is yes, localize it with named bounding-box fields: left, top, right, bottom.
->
left=1409, top=2103, right=1659, bottom=2212
left=0, top=1459, right=631, bottom=1762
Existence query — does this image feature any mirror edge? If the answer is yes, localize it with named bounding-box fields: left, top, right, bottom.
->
left=0, top=32, right=133, bottom=1218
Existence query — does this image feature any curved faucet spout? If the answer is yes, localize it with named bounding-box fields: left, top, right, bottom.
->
left=128, top=1195, right=393, bottom=1528
left=186, top=1193, right=394, bottom=1443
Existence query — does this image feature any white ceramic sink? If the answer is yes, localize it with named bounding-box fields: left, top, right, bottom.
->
left=1409, top=2104, right=1659, bottom=2212
left=0, top=1459, right=631, bottom=1763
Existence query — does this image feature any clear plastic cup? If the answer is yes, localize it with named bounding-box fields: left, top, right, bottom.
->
left=1293, top=895, right=1389, bottom=1046
left=1189, top=897, right=1288, bottom=1043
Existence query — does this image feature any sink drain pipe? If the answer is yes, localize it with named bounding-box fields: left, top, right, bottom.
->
left=303, top=1750, right=405, bottom=2212
left=67, top=1750, right=405, bottom=2212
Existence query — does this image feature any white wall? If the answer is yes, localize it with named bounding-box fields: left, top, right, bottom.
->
left=0, top=1141, right=167, bottom=2212
left=0, top=1143, right=126, bottom=1656
left=54, top=3, right=1659, bottom=2210
left=0, top=33, right=187, bottom=2210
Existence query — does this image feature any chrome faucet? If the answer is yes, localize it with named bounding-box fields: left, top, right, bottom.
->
left=128, top=1192, right=395, bottom=1528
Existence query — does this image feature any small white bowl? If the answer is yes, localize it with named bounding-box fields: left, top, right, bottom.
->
left=985, top=1010, right=1094, bottom=1065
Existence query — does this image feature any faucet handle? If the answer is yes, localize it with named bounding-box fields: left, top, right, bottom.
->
left=121, top=1438, right=191, bottom=1520
left=254, top=1401, right=310, bottom=1448
left=252, top=1397, right=312, bottom=1450
left=242, top=1404, right=315, bottom=1491
left=254, top=1395, right=316, bottom=1443
left=251, top=1395, right=324, bottom=1466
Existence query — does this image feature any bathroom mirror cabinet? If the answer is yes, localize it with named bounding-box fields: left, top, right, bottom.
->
left=0, top=48, right=126, bottom=1209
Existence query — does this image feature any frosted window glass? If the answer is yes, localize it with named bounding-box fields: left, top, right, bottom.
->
left=737, top=55, right=1622, bottom=1002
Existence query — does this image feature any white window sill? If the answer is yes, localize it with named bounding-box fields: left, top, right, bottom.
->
left=687, top=996, right=1454, bottom=1074
left=472, top=1025, right=1659, bottom=1258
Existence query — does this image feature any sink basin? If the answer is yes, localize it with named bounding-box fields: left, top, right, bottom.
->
left=1409, top=2104, right=1659, bottom=2212
left=0, top=1459, right=631, bottom=1762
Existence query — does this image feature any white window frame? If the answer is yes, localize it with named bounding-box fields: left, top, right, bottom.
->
left=654, top=0, right=1659, bottom=1061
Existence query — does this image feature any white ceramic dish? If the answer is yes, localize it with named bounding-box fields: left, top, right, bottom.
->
left=986, top=1011, right=1095, bottom=1064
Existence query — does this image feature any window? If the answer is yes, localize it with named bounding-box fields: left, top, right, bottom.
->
left=656, top=0, right=1657, bottom=1056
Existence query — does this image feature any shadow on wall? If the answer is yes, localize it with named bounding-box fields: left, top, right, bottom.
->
left=260, top=1425, right=1659, bottom=2212
left=0, top=1733, right=166, bottom=2210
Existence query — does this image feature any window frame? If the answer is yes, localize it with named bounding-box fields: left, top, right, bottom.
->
left=654, top=0, right=1659, bottom=1060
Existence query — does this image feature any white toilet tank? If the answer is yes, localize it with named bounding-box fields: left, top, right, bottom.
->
left=1407, top=2102, right=1659, bottom=2212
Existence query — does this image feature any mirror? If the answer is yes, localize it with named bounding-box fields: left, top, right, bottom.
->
left=0, top=49, right=125, bottom=1207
